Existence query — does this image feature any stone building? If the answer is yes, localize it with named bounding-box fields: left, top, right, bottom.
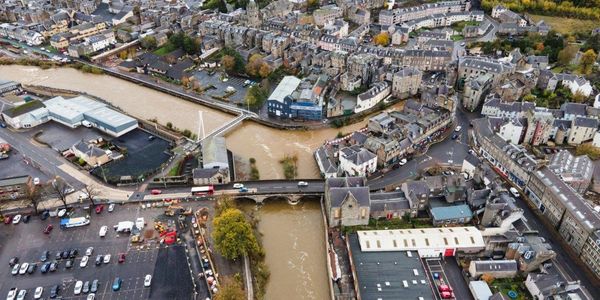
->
left=391, top=67, right=422, bottom=99
left=324, top=177, right=370, bottom=226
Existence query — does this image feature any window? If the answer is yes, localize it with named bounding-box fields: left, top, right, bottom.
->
left=334, top=208, right=340, bottom=219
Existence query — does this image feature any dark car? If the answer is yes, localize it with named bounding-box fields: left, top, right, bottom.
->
left=54, top=251, right=62, bottom=260
left=95, top=255, right=102, bottom=266
left=22, top=215, right=30, bottom=223
left=61, top=251, right=69, bottom=259
left=40, top=262, right=51, bottom=273
left=4, top=215, right=11, bottom=224
left=41, top=251, right=49, bottom=262
left=44, top=224, right=53, bottom=234
left=49, top=261, right=58, bottom=272
left=451, top=133, right=459, bottom=140
left=65, top=259, right=73, bottom=269
left=27, top=263, right=37, bottom=274
left=118, top=253, right=126, bottom=263
left=91, top=280, right=99, bottom=293
left=0, top=121, right=6, bottom=128
left=50, top=285, right=60, bottom=298
left=9, top=257, right=19, bottom=267
left=40, top=210, right=50, bottom=220
left=69, top=249, right=78, bottom=258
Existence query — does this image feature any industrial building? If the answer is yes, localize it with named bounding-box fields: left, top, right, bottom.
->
left=1, top=95, right=138, bottom=137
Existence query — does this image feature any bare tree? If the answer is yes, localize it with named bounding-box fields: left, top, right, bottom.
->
left=51, top=177, right=70, bottom=209
left=82, top=184, right=101, bottom=207
left=25, top=186, right=42, bottom=215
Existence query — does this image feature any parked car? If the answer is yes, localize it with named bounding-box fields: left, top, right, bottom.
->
left=103, top=254, right=111, bottom=264
left=6, top=288, right=17, bottom=300
left=33, top=177, right=40, bottom=185
left=74, top=280, right=83, bottom=295
left=49, top=261, right=58, bottom=272
left=232, top=183, right=244, bottom=189
left=95, top=255, right=102, bottom=266
left=61, top=251, right=69, bottom=259
left=54, top=251, right=62, bottom=260
left=144, top=274, right=152, bottom=287
left=80, top=256, right=89, bottom=268
left=452, top=133, right=459, bottom=140
left=65, top=259, right=73, bottom=269
left=108, top=203, right=115, bottom=212
left=118, top=253, right=126, bottom=263
left=4, top=215, right=12, bottom=224
left=90, top=279, right=99, bottom=293
left=150, top=189, right=162, bottom=195
left=112, top=277, right=122, bottom=291
left=87, top=294, right=95, bottom=300
left=18, top=263, right=28, bottom=275
left=57, top=209, right=66, bottom=217
left=22, top=215, right=30, bottom=223
left=82, top=281, right=90, bottom=294
left=40, top=262, right=51, bottom=273
left=99, top=226, right=108, bottom=237
left=43, top=224, right=53, bottom=234
left=11, top=264, right=19, bottom=275
left=40, top=210, right=49, bottom=220
left=509, top=187, right=520, bottom=198
left=12, top=214, right=21, bottom=224
left=49, top=285, right=59, bottom=298
left=69, top=249, right=78, bottom=258
left=9, top=257, right=19, bottom=267
left=85, top=247, right=94, bottom=256
left=399, top=158, right=407, bottom=166
left=27, top=263, right=37, bottom=274
left=41, top=251, right=49, bottom=262
left=297, top=181, right=308, bottom=187
left=454, top=125, right=462, bottom=132
left=95, top=204, right=104, bottom=214
left=16, top=290, right=26, bottom=300
left=34, top=287, right=43, bottom=299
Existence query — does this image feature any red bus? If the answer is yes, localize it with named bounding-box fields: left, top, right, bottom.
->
left=191, top=186, right=214, bottom=196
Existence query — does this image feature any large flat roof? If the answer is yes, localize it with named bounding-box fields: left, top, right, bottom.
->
left=45, top=96, right=106, bottom=121
left=349, top=233, right=433, bottom=300
left=83, top=106, right=137, bottom=129
left=357, top=226, right=485, bottom=252
left=268, top=76, right=301, bottom=103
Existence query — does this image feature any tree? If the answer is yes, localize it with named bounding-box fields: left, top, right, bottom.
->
left=118, top=50, right=128, bottom=60
left=51, top=177, right=70, bottom=209
left=246, top=53, right=264, bottom=77
left=245, top=84, right=268, bottom=109
left=25, top=186, right=42, bottom=215
left=140, top=36, right=157, bottom=50
left=221, top=55, right=236, bottom=72
left=522, top=94, right=537, bottom=102
left=579, top=49, right=597, bottom=74
left=557, top=44, right=578, bottom=66
left=215, top=194, right=236, bottom=216
left=82, top=184, right=100, bottom=207
left=214, top=277, right=245, bottom=300
left=373, top=32, right=390, bottom=47
left=181, top=76, right=190, bottom=88
left=258, top=63, right=271, bottom=78
left=212, top=208, right=259, bottom=260
left=182, top=36, right=200, bottom=55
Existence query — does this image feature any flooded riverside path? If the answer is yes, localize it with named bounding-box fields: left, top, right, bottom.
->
left=0, top=65, right=381, bottom=179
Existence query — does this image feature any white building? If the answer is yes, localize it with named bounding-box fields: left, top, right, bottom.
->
left=498, top=118, right=524, bottom=144
left=88, top=30, right=116, bottom=52
left=469, top=281, right=493, bottom=300
left=354, top=82, right=391, bottom=113
left=338, top=145, right=377, bottom=177
left=560, top=75, right=593, bottom=97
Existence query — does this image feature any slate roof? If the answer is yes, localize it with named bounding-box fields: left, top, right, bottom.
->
left=327, top=177, right=370, bottom=207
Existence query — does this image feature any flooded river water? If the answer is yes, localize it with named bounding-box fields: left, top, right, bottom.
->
left=0, top=65, right=373, bottom=180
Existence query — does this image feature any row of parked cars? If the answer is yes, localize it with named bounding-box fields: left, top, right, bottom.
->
left=6, top=285, right=61, bottom=300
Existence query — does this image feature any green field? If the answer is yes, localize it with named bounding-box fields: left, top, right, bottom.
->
left=529, top=14, right=599, bottom=35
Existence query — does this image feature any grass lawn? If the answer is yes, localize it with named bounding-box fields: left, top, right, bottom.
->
left=153, top=42, right=178, bottom=56
left=451, top=34, right=465, bottom=41
left=489, top=277, right=532, bottom=300
left=528, top=14, right=599, bottom=35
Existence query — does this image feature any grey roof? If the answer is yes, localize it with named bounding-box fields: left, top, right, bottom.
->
left=370, top=191, right=410, bottom=212
left=573, top=116, right=598, bottom=128
left=0, top=175, right=30, bottom=187
left=192, top=168, right=222, bottom=179
left=340, top=146, right=377, bottom=166
left=348, top=233, right=433, bottom=300
left=2, top=100, right=45, bottom=118
left=73, top=140, right=106, bottom=158
left=473, top=260, right=518, bottom=273
left=315, top=146, right=338, bottom=175
left=327, top=177, right=369, bottom=207
left=560, top=102, right=588, bottom=116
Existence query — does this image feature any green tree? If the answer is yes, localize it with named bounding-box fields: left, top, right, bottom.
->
left=221, top=47, right=245, bottom=73
left=212, top=208, right=259, bottom=260
left=221, top=55, right=236, bottom=72
left=140, top=36, right=157, bottom=50
left=557, top=44, right=578, bottom=66
left=579, top=49, right=597, bottom=74
left=245, top=84, right=268, bottom=109
left=214, top=277, right=245, bottom=300
left=182, top=36, right=199, bottom=54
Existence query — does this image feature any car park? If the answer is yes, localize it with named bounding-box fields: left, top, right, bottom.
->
left=6, top=288, right=17, bottom=300
left=80, top=255, right=89, bottom=268
left=27, top=263, right=37, bottom=274
left=91, top=279, right=99, bottom=293
left=43, top=224, right=53, bottom=234
left=144, top=274, right=152, bottom=287
left=12, top=214, right=21, bottom=224
left=9, top=257, right=19, bottom=267
left=83, top=281, right=90, bottom=294
left=103, top=254, right=111, bottom=264
left=99, top=226, right=108, bottom=237
left=11, top=264, right=19, bottom=275
left=74, top=280, right=83, bottom=295
left=40, top=251, right=49, bottom=262
left=86, top=247, right=94, bottom=256
left=15, top=290, right=26, bottom=300
left=112, top=277, right=122, bottom=291
left=18, top=262, right=28, bottom=274
left=34, top=287, right=43, bottom=299
left=49, top=285, right=59, bottom=298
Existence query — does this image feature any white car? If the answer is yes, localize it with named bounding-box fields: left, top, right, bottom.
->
left=12, top=214, right=21, bottom=224
left=80, top=255, right=89, bottom=268
left=144, top=274, right=152, bottom=287
left=87, top=294, right=95, bottom=300
left=15, top=290, right=26, bottom=300
left=34, top=287, right=43, bottom=299
left=509, top=187, right=520, bottom=198
left=33, top=177, right=40, bottom=185
left=454, top=125, right=462, bottom=132
left=103, top=254, right=111, bottom=264
left=99, top=226, right=108, bottom=237
left=74, top=280, right=83, bottom=295
left=86, top=247, right=94, bottom=256
left=232, top=183, right=244, bottom=189
left=6, top=288, right=17, bottom=300
left=297, top=181, right=308, bottom=187
left=399, top=158, right=407, bottom=166
left=18, top=263, right=28, bottom=275
left=108, top=203, right=115, bottom=212
left=11, top=264, right=19, bottom=275
left=57, top=209, right=66, bottom=217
